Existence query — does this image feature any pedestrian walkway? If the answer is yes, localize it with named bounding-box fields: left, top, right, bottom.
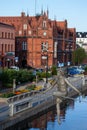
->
left=16, top=80, right=46, bottom=91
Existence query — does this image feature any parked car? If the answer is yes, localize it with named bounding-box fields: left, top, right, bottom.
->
left=68, top=66, right=84, bottom=75
left=10, top=66, right=19, bottom=71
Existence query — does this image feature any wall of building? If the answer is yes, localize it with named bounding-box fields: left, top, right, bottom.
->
left=0, top=12, right=76, bottom=68
left=0, top=23, right=15, bottom=68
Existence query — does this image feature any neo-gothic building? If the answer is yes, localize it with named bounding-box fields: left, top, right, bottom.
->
left=0, top=11, right=76, bottom=68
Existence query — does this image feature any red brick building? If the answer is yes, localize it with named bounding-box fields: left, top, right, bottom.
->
left=0, top=11, right=76, bottom=68
left=0, top=22, right=15, bottom=68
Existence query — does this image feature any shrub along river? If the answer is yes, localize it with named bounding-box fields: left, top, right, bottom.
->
left=24, top=92, right=87, bottom=130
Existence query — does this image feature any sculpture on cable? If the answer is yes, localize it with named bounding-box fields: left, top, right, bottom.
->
left=41, top=68, right=81, bottom=124
left=53, top=68, right=81, bottom=124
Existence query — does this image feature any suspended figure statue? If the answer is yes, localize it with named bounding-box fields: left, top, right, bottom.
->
left=53, top=68, right=81, bottom=124
left=42, top=68, right=81, bottom=124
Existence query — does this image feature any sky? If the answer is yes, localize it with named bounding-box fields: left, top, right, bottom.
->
left=0, top=0, right=87, bottom=32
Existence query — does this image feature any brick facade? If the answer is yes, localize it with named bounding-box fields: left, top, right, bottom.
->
left=0, top=11, right=76, bottom=68
left=0, top=22, right=15, bottom=68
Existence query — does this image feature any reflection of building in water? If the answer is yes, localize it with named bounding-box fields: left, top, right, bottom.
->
left=6, top=100, right=75, bottom=130
left=30, top=100, right=75, bottom=129
left=31, top=110, right=56, bottom=129
left=67, top=100, right=74, bottom=110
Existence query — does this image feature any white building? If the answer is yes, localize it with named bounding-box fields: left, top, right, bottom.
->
left=76, top=32, right=87, bottom=52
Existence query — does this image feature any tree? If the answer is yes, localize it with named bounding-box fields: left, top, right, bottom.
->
left=72, top=47, right=87, bottom=65
left=51, top=65, right=57, bottom=75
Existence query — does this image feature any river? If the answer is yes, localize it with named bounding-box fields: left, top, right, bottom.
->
left=24, top=93, right=87, bottom=130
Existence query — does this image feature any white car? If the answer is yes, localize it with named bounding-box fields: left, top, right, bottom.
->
left=10, top=66, right=19, bottom=71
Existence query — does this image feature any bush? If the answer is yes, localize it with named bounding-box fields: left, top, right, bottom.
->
left=26, top=84, right=36, bottom=91
left=51, top=65, right=57, bottom=75
left=1, top=93, right=15, bottom=98
left=0, top=69, right=35, bottom=88
left=3, top=83, right=12, bottom=88
left=85, top=66, right=87, bottom=72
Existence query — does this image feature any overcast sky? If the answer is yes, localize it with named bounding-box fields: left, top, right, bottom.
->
left=0, top=0, right=87, bottom=32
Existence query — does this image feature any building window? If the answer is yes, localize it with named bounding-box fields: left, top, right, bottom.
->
left=0, top=32, right=2, bottom=38
left=2, top=44, right=4, bottom=53
left=5, top=44, right=7, bottom=52
left=24, top=31, right=26, bottom=36
left=22, top=42, right=27, bottom=50
left=42, top=21, right=47, bottom=28
left=8, top=33, right=10, bottom=39
left=8, top=44, right=10, bottom=52
left=5, top=32, right=7, bottom=38
left=33, top=30, right=36, bottom=35
left=23, top=24, right=27, bottom=30
left=2, top=32, right=4, bottom=38
left=19, top=30, right=22, bottom=35
left=28, top=30, right=31, bottom=35
left=41, top=42, right=48, bottom=52
left=54, top=41, right=57, bottom=58
left=11, top=44, right=13, bottom=51
left=11, top=33, right=13, bottom=39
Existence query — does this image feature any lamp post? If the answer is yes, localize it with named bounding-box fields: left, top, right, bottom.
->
left=42, top=54, right=48, bottom=86
left=42, top=50, right=53, bottom=86
left=7, top=58, right=10, bottom=68
left=46, top=55, right=48, bottom=84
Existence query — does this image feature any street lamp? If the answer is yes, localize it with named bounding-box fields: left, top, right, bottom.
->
left=45, top=55, right=48, bottom=84
left=42, top=55, right=48, bottom=85
left=42, top=50, right=53, bottom=87
left=7, top=58, right=10, bottom=68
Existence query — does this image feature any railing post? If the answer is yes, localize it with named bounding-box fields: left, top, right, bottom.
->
left=9, top=104, right=14, bottom=116
left=82, top=75, right=85, bottom=86
left=13, top=79, right=16, bottom=93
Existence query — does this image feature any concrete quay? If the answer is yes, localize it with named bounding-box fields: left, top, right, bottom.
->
left=0, top=98, right=56, bottom=130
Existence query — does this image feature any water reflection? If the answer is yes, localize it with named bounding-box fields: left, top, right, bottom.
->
left=25, top=100, right=74, bottom=130
left=21, top=95, right=87, bottom=130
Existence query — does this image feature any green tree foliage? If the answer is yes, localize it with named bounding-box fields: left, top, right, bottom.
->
left=73, top=47, right=87, bottom=65
left=0, top=69, right=35, bottom=88
left=51, top=65, right=57, bottom=75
